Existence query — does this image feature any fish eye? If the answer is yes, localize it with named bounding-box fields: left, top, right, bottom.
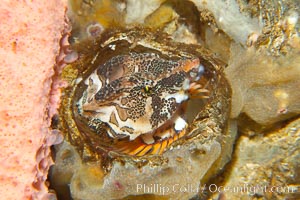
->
left=143, top=85, right=152, bottom=93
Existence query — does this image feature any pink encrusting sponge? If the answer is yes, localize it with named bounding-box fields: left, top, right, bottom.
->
left=0, top=1, right=67, bottom=199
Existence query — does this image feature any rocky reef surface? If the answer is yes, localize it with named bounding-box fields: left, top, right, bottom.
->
left=40, top=0, right=300, bottom=199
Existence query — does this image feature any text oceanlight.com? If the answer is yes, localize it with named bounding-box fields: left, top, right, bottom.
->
left=136, top=183, right=297, bottom=195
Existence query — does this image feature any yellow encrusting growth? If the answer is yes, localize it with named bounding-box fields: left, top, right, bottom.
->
left=144, top=4, right=178, bottom=29
left=69, top=0, right=125, bottom=38
left=93, top=0, right=125, bottom=27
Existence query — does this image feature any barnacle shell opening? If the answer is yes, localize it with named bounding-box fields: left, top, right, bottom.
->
left=69, top=30, right=222, bottom=157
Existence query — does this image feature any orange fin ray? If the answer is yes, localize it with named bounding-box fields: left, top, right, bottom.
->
left=113, top=129, right=187, bottom=156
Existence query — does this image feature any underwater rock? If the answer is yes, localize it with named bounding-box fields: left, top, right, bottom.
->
left=210, top=117, right=300, bottom=200
left=225, top=44, right=300, bottom=126
left=50, top=0, right=300, bottom=199
left=190, top=0, right=263, bottom=46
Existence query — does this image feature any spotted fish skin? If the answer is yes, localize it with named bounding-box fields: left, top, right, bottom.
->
left=77, top=52, right=204, bottom=148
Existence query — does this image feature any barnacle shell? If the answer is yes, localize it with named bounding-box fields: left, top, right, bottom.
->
left=52, top=27, right=233, bottom=199
left=61, top=28, right=231, bottom=155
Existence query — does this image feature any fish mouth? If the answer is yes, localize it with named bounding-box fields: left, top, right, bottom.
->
left=108, top=81, right=210, bottom=156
